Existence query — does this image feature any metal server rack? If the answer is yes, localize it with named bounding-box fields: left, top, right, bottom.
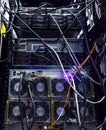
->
left=1, top=0, right=102, bottom=130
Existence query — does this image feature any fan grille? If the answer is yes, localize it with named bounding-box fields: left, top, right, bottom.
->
left=34, top=101, right=50, bottom=122
left=31, top=77, right=48, bottom=97
left=8, top=101, right=26, bottom=122
left=54, top=101, right=70, bottom=122
left=51, top=78, right=69, bottom=97
left=10, top=78, right=27, bottom=97
left=79, top=102, right=95, bottom=122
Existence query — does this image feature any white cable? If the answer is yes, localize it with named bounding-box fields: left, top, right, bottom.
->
left=46, top=44, right=105, bottom=104
left=77, top=0, right=95, bottom=16
left=85, top=72, right=101, bottom=85
left=48, top=13, right=101, bottom=86
left=49, top=10, right=101, bottom=85
left=65, top=9, right=103, bottom=85
left=48, top=13, right=80, bottom=66
left=57, top=73, right=74, bottom=121
left=73, top=77, right=81, bottom=127
left=57, top=107, right=65, bottom=121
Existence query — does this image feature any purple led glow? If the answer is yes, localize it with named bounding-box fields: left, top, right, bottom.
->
left=62, top=71, right=77, bottom=80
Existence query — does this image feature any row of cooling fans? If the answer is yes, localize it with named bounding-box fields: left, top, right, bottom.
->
left=8, top=77, right=91, bottom=98
left=5, top=100, right=95, bottom=123
left=7, top=70, right=94, bottom=124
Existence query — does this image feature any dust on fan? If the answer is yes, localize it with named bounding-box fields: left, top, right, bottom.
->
left=9, top=78, right=27, bottom=98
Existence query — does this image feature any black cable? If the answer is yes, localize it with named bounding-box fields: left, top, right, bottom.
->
left=25, top=113, right=29, bottom=130
left=62, top=9, right=99, bottom=130
left=18, top=73, right=25, bottom=130
left=1, top=14, right=31, bottom=33
left=2, top=11, right=57, bottom=67
left=57, top=0, right=95, bottom=40
left=18, top=1, right=53, bottom=13
left=80, top=18, right=102, bottom=82
left=17, top=0, right=94, bottom=13
left=1, top=2, right=60, bottom=66
left=0, top=57, right=10, bottom=63
left=48, top=16, right=88, bottom=127
left=1, top=2, right=31, bottom=34
left=3, top=2, right=17, bottom=35
left=32, top=52, right=57, bottom=65
left=66, top=8, right=102, bottom=81
left=14, top=0, right=94, bottom=17
left=45, top=0, right=95, bottom=46
left=44, top=0, right=94, bottom=13
left=66, top=8, right=103, bottom=130
left=27, top=82, right=35, bottom=130
left=49, top=11, right=89, bottom=130
left=10, top=14, right=60, bottom=66
left=48, top=10, right=88, bottom=130
left=95, top=117, right=106, bottom=130
left=67, top=13, right=87, bottom=130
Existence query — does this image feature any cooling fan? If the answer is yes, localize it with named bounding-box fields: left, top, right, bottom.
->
left=34, top=101, right=50, bottom=122
left=9, top=78, right=27, bottom=98
left=31, top=77, right=48, bottom=97
left=51, top=78, right=69, bottom=97
left=53, top=101, right=70, bottom=122
left=7, top=100, right=26, bottom=123
left=76, top=78, right=92, bottom=99
left=79, top=102, right=95, bottom=122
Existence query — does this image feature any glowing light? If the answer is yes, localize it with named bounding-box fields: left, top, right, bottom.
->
left=63, top=71, right=75, bottom=80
